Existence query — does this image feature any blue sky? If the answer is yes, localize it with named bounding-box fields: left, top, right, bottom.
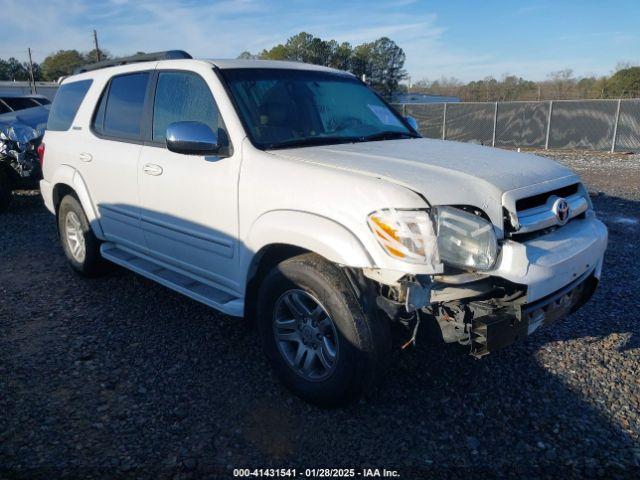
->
left=1, top=0, right=638, bottom=81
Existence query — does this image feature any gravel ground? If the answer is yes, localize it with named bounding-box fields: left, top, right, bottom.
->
left=1, top=151, right=639, bottom=479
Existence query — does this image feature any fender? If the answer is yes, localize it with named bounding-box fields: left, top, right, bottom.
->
left=50, top=164, right=104, bottom=238
left=243, top=210, right=374, bottom=276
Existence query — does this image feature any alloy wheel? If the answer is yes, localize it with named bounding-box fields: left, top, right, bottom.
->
left=65, top=211, right=86, bottom=263
left=273, top=289, right=339, bottom=381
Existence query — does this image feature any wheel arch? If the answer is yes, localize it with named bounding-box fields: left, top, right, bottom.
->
left=243, top=243, right=311, bottom=322
left=244, top=210, right=373, bottom=269
left=242, top=210, right=375, bottom=320
left=50, top=165, right=104, bottom=238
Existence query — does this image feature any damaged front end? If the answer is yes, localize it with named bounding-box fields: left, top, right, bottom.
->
left=357, top=187, right=605, bottom=358
left=361, top=266, right=598, bottom=358
left=429, top=268, right=598, bottom=357
left=360, top=210, right=603, bottom=357
left=0, top=123, right=44, bottom=183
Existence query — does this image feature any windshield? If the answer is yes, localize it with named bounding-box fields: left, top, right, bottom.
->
left=220, top=68, right=417, bottom=149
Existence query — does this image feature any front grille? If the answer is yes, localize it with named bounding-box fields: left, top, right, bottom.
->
left=506, top=183, right=589, bottom=236
left=515, top=183, right=579, bottom=211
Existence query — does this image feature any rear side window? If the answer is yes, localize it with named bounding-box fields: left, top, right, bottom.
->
left=93, top=72, right=150, bottom=139
left=152, top=72, right=220, bottom=142
left=47, top=79, right=92, bottom=131
left=2, top=97, right=39, bottom=111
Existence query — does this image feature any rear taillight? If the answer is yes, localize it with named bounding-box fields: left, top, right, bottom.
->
left=37, top=143, right=45, bottom=168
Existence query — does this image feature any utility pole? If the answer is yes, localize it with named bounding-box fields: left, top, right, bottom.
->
left=93, top=29, right=101, bottom=62
left=27, top=48, right=37, bottom=94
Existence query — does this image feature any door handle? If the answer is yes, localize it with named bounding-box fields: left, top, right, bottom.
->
left=143, top=163, right=163, bottom=176
left=79, top=152, right=92, bottom=162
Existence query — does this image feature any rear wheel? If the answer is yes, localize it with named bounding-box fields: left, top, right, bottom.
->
left=257, top=253, right=390, bottom=407
left=0, top=169, right=12, bottom=213
left=57, top=194, right=104, bottom=276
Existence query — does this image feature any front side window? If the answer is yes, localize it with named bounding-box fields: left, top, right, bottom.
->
left=152, top=71, right=221, bottom=142
left=47, top=80, right=93, bottom=131
left=94, top=72, right=149, bottom=139
left=220, top=68, right=416, bottom=149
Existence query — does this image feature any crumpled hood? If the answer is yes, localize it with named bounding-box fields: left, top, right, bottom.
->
left=271, top=138, right=578, bottom=236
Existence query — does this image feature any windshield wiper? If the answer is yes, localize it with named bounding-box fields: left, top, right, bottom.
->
left=265, top=131, right=419, bottom=150
left=359, top=131, right=420, bottom=142
left=266, top=136, right=360, bottom=150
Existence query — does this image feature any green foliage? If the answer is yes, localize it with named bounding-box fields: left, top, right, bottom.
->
left=260, top=44, right=289, bottom=60
left=327, top=40, right=353, bottom=70
left=237, top=51, right=257, bottom=60
left=41, top=50, right=85, bottom=80
left=0, top=58, right=36, bottom=81
left=84, top=48, right=111, bottom=64
left=462, top=75, right=536, bottom=101
left=249, top=32, right=406, bottom=98
left=352, top=37, right=407, bottom=99
left=606, top=67, right=640, bottom=97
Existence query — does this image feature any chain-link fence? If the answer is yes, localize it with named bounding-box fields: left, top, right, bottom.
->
left=394, top=99, right=640, bottom=153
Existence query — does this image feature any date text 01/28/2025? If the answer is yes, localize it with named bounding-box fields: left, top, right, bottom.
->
left=233, top=468, right=401, bottom=478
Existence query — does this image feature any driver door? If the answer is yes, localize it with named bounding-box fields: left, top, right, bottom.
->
left=138, top=70, right=241, bottom=292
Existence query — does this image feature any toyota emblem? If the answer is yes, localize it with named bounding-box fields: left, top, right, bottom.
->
left=552, top=198, right=570, bottom=225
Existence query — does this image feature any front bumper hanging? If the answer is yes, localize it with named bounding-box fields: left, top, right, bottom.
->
left=470, top=269, right=599, bottom=357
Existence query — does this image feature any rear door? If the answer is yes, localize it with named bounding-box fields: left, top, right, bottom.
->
left=80, top=71, right=152, bottom=249
left=138, top=69, right=241, bottom=291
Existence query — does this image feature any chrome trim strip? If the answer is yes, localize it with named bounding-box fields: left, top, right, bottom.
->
left=515, top=193, right=588, bottom=234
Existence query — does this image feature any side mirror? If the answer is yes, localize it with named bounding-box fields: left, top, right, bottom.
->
left=166, top=121, right=220, bottom=155
left=404, top=115, right=419, bottom=132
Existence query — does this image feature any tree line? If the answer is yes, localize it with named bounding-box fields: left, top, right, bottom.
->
left=409, top=65, right=640, bottom=102
left=0, top=48, right=117, bottom=83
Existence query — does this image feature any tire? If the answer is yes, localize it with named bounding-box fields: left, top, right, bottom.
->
left=57, top=194, right=104, bottom=276
left=0, top=169, right=12, bottom=213
left=257, top=253, right=390, bottom=407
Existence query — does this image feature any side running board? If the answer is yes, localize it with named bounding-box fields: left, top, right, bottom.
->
left=100, top=242, right=243, bottom=317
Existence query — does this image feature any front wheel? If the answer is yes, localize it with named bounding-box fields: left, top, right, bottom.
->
left=257, top=253, right=390, bottom=407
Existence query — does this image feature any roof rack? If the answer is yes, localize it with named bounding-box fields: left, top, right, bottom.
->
left=73, top=50, right=192, bottom=74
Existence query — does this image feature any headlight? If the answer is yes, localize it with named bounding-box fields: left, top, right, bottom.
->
left=367, top=209, right=439, bottom=265
left=435, top=206, right=497, bottom=271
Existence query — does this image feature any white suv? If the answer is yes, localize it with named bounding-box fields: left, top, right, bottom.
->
left=40, top=51, right=607, bottom=406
